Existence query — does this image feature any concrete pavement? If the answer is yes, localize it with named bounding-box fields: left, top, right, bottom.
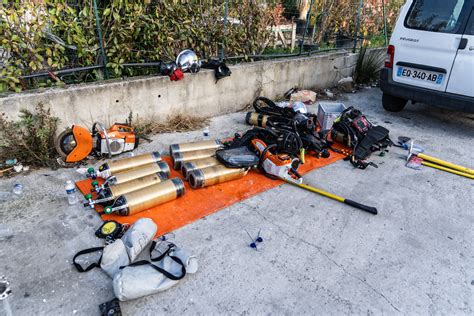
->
left=0, top=88, right=473, bottom=315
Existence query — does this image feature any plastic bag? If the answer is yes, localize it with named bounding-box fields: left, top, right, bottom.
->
left=100, top=239, right=130, bottom=278
left=113, top=242, right=198, bottom=301
left=121, top=218, right=157, bottom=262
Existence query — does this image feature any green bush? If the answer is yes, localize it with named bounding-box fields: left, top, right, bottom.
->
left=0, top=2, right=98, bottom=92
left=0, top=0, right=276, bottom=92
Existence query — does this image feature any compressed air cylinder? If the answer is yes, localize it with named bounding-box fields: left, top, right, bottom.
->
left=98, top=152, right=162, bottom=175
left=105, top=178, right=185, bottom=216
left=246, top=112, right=269, bottom=128
left=169, top=140, right=222, bottom=156
left=171, top=148, right=216, bottom=170
left=108, top=161, right=171, bottom=185
left=188, top=165, right=248, bottom=189
left=87, top=173, right=167, bottom=207
left=181, top=157, right=221, bottom=180
left=108, top=172, right=167, bottom=198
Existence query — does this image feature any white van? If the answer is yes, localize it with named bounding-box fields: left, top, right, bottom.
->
left=380, top=0, right=474, bottom=112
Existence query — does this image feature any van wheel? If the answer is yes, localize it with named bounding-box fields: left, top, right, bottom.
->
left=382, top=93, right=407, bottom=112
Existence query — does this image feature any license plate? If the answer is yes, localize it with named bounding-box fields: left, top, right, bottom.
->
left=397, top=67, right=444, bottom=84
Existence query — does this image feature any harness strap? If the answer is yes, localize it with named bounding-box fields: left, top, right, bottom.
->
left=119, top=242, right=187, bottom=281
left=73, top=247, right=104, bottom=272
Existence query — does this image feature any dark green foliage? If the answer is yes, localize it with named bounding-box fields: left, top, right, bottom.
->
left=0, top=104, right=60, bottom=167
left=0, top=0, right=275, bottom=91
left=354, top=46, right=385, bottom=85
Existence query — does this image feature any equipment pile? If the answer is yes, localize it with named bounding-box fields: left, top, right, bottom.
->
left=69, top=91, right=415, bottom=311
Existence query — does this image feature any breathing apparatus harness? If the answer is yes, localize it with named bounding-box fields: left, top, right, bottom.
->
left=201, top=59, right=232, bottom=82
left=328, top=107, right=392, bottom=169
left=252, top=97, right=330, bottom=158
left=225, top=127, right=302, bottom=161
left=214, top=129, right=302, bottom=183
left=159, top=62, right=184, bottom=81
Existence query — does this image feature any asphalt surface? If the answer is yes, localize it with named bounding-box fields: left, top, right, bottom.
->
left=0, top=88, right=473, bottom=315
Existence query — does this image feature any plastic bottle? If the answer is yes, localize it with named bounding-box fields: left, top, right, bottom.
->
left=123, top=152, right=135, bottom=158
left=203, top=126, right=210, bottom=139
left=12, top=184, right=23, bottom=196
left=65, top=180, right=78, bottom=205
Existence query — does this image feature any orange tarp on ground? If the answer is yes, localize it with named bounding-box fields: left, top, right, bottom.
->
left=76, top=153, right=345, bottom=236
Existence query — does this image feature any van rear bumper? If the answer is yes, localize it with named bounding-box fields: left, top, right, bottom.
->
left=379, top=68, right=474, bottom=113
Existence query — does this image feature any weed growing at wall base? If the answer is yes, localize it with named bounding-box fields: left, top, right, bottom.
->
left=0, top=104, right=60, bottom=167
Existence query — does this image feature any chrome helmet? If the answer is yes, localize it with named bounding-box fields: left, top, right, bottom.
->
left=176, top=49, right=201, bottom=73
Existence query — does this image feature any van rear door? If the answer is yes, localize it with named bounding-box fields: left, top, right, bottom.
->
left=392, top=0, right=471, bottom=92
left=446, top=8, right=474, bottom=97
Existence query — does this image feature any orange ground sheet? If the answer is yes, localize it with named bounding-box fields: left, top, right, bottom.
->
left=76, top=153, right=345, bottom=236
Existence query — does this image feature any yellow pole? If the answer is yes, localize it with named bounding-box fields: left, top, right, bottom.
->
left=289, top=181, right=345, bottom=202
left=417, top=153, right=474, bottom=175
left=284, top=180, right=378, bottom=214
left=299, top=148, right=306, bottom=164
left=422, top=161, right=474, bottom=179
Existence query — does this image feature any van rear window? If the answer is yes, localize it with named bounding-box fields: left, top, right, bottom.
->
left=405, top=0, right=467, bottom=33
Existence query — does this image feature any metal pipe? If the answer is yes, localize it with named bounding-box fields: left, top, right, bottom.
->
left=226, top=47, right=341, bottom=61
left=226, top=53, right=302, bottom=61
left=308, top=47, right=341, bottom=54
left=20, top=65, right=104, bottom=80
left=121, top=62, right=163, bottom=67
left=19, top=63, right=163, bottom=80
left=18, top=47, right=346, bottom=82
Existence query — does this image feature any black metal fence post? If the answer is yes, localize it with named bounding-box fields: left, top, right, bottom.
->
left=299, top=0, right=315, bottom=55
left=220, top=0, right=229, bottom=61
left=93, top=0, right=109, bottom=79
left=352, top=0, right=363, bottom=53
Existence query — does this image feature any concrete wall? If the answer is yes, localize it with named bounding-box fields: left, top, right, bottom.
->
left=0, top=51, right=358, bottom=128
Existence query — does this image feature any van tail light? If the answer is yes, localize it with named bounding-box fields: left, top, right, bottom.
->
left=385, top=45, right=395, bottom=68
